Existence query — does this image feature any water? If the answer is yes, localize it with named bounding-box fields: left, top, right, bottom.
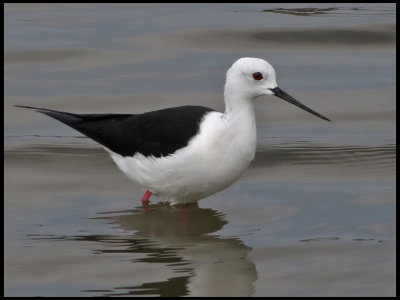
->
left=4, top=3, right=396, bottom=297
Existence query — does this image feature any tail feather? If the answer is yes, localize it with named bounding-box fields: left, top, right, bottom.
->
left=14, top=104, right=138, bottom=156
left=14, top=104, right=86, bottom=126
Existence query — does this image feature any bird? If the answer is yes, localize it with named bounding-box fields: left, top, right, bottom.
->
left=15, top=57, right=330, bottom=205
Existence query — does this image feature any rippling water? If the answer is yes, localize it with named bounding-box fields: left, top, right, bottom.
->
left=4, top=3, right=395, bottom=297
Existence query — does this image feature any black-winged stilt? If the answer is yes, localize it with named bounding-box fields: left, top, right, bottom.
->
left=15, top=57, right=330, bottom=205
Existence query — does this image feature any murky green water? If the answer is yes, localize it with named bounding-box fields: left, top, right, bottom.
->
left=4, top=3, right=395, bottom=297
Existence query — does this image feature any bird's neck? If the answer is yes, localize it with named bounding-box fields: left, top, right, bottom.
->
left=223, top=85, right=256, bottom=121
left=223, top=86, right=257, bottom=140
left=222, top=86, right=258, bottom=161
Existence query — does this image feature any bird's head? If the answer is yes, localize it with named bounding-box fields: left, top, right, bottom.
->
left=225, top=57, right=330, bottom=121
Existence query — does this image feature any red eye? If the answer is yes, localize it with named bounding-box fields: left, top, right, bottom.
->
left=252, top=72, right=263, bottom=80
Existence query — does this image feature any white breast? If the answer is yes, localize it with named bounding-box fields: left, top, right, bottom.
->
left=108, top=111, right=257, bottom=204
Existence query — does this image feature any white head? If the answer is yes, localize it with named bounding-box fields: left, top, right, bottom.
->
left=225, top=57, right=278, bottom=99
left=224, top=57, right=330, bottom=121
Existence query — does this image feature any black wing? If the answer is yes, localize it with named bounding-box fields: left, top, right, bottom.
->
left=15, top=105, right=214, bottom=157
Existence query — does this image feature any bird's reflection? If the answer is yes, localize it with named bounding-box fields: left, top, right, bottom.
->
left=105, top=203, right=227, bottom=236
left=77, top=203, right=257, bottom=297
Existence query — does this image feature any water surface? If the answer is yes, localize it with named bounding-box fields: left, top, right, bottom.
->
left=4, top=3, right=396, bottom=297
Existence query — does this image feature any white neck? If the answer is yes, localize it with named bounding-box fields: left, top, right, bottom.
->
left=222, top=82, right=258, bottom=159
left=223, top=80, right=256, bottom=120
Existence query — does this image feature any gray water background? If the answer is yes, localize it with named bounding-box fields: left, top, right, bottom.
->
left=4, top=3, right=396, bottom=297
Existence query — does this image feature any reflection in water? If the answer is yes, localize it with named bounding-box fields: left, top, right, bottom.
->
left=72, top=204, right=257, bottom=297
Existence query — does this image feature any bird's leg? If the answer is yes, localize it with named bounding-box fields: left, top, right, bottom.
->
left=141, top=189, right=152, bottom=204
left=178, top=204, right=191, bottom=232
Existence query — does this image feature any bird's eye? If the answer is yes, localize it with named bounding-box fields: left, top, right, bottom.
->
left=252, top=72, right=263, bottom=80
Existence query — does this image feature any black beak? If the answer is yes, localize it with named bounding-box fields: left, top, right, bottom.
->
left=269, top=87, right=331, bottom=122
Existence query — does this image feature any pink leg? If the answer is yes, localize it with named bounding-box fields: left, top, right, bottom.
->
left=178, top=204, right=189, bottom=232
left=141, top=189, right=152, bottom=204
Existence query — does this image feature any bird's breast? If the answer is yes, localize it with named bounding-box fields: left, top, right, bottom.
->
left=183, top=111, right=257, bottom=177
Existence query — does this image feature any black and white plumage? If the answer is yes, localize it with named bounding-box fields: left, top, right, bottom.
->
left=16, top=105, right=214, bottom=158
left=16, top=57, right=330, bottom=205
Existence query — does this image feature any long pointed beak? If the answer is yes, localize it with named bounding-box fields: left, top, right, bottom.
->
left=269, top=87, right=331, bottom=122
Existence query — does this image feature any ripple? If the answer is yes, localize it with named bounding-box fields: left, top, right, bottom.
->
left=262, top=7, right=342, bottom=17
left=255, top=142, right=395, bottom=171
left=261, top=6, right=395, bottom=17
